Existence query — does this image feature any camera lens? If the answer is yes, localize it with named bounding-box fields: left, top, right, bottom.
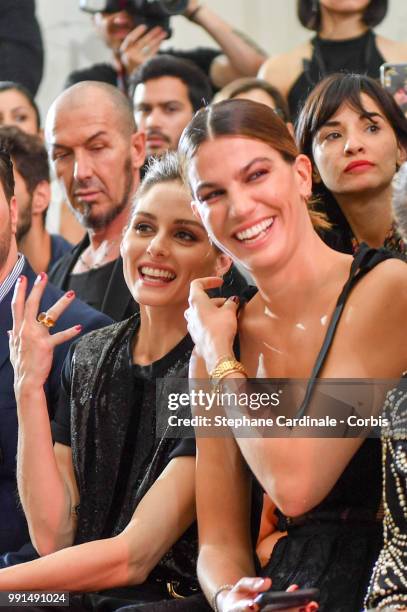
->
left=159, top=0, right=188, bottom=15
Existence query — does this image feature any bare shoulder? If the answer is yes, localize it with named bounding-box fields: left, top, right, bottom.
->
left=258, top=40, right=312, bottom=97
left=352, top=258, right=407, bottom=309
left=376, top=35, right=407, bottom=63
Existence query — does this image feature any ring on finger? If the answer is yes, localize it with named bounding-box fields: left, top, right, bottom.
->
left=141, top=45, right=150, bottom=56
left=37, top=312, right=56, bottom=329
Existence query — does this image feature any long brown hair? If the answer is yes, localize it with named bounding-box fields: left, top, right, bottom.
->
left=179, top=99, right=329, bottom=230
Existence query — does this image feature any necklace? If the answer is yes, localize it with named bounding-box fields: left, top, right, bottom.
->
left=78, top=237, right=121, bottom=271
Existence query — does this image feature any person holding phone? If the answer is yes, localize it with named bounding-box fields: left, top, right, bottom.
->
left=180, top=99, right=406, bottom=612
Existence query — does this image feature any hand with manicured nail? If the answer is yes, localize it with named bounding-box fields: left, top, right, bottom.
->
left=10, top=274, right=81, bottom=394
left=185, top=277, right=240, bottom=372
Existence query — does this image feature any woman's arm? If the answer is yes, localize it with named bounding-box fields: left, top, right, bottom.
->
left=184, top=1, right=267, bottom=88
left=11, top=275, right=81, bottom=555
left=0, top=456, right=195, bottom=592
left=187, top=263, right=407, bottom=518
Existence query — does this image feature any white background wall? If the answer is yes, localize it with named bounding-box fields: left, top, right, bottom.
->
left=36, top=0, right=407, bottom=120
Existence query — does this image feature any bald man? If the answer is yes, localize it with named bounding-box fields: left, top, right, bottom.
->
left=47, top=81, right=145, bottom=321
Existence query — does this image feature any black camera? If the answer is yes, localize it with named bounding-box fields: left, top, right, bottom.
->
left=79, top=0, right=188, bottom=17
left=79, top=0, right=188, bottom=36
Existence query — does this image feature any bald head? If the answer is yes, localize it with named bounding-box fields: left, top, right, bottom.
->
left=45, top=81, right=136, bottom=141
left=44, top=81, right=145, bottom=233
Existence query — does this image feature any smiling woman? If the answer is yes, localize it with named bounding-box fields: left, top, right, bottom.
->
left=1, top=152, right=231, bottom=611
left=296, top=72, right=407, bottom=257
left=179, top=99, right=407, bottom=612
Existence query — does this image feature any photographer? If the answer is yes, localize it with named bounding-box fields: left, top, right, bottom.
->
left=0, top=0, right=43, bottom=96
left=66, top=0, right=266, bottom=93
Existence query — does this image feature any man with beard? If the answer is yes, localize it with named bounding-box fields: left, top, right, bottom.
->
left=48, top=81, right=146, bottom=321
left=132, top=54, right=212, bottom=160
left=0, top=126, right=72, bottom=274
left=0, top=148, right=111, bottom=558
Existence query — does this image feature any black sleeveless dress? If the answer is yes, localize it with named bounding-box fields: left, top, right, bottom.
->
left=259, top=245, right=395, bottom=612
left=288, top=30, right=385, bottom=121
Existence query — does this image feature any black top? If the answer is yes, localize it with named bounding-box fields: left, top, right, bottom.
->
left=0, top=0, right=43, bottom=95
left=288, top=30, right=385, bottom=121
left=67, top=260, right=117, bottom=312
left=65, top=47, right=221, bottom=92
left=48, top=234, right=72, bottom=272
left=52, top=322, right=195, bottom=462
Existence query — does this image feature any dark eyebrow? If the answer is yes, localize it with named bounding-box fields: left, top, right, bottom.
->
left=133, top=211, right=204, bottom=230
left=196, top=157, right=273, bottom=193
left=320, top=112, right=384, bottom=130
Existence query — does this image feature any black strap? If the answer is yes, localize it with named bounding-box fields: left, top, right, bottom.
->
left=295, top=244, right=394, bottom=419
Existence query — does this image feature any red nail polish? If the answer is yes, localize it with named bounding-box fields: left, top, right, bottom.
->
left=66, top=290, right=75, bottom=299
left=75, top=325, right=82, bottom=332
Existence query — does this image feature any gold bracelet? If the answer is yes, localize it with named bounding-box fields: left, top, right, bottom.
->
left=210, top=357, right=248, bottom=381
left=212, top=584, right=233, bottom=611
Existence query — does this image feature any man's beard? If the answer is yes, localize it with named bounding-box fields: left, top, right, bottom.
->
left=16, top=196, right=33, bottom=241
left=73, top=157, right=134, bottom=231
left=0, top=214, right=12, bottom=273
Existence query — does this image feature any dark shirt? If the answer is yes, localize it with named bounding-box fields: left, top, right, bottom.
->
left=0, top=0, right=44, bottom=95
left=65, top=47, right=220, bottom=92
left=288, top=30, right=385, bottom=121
left=67, top=260, right=117, bottom=313
left=48, top=234, right=73, bottom=272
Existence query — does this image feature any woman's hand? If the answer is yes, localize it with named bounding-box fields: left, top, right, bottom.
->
left=9, top=273, right=81, bottom=394
left=185, top=277, right=240, bottom=372
left=217, top=579, right=318, bottom=612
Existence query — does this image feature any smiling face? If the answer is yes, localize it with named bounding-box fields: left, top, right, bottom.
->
left=188, top=136, right=312, bottom=274
left=134, top=77, right=194, bottom=158
left=47, top=89, right=144, bottom=230
left=0, top=89, right=39, bottom=135
left=121, top=179, right=224, bottom=308
left=312, top=93, right=402, bottom=198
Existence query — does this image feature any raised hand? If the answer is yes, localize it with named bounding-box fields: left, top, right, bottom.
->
left=185, top=276, right=240, bottom=373
left=9, top=273, right=82, bottom=393
left=119, top=24, right=167, bottom=75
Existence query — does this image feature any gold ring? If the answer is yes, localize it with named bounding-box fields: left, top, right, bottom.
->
left=37, top=312, right=56, bottom=328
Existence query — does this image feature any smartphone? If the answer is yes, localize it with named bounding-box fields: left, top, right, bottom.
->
left=254, top=588, right=320, bottom=611
left=380, top=62, right=407, bottom=115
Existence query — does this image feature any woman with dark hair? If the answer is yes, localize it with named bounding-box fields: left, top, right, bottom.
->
left=0, top=81, right=41, bottom=135
left=179, top=99, right=407, bottom=612
left=296, top=72, right=407, bottom=257
left=259, top=0, right=407, bottom=120
left=215, top=77, right=291, bottom=124
left=3, top=153, right=231, bottom=611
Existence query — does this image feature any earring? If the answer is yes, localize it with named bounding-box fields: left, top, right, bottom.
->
left=311, top=0, right=319, bottom=13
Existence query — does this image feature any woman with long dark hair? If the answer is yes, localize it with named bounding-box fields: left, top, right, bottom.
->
left=259, top=0, right=407, bottom=120
left=296, top=72, right=407, bottom=256
left=179, top=99, right=407, bottom=612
